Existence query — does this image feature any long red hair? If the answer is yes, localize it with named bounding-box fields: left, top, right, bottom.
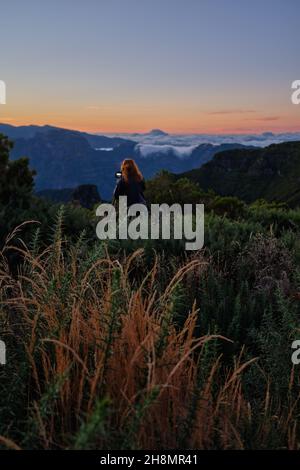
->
left=121, top=159, right=143, bottom=183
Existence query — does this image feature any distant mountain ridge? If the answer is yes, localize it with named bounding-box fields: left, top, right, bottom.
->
left=9, top=129, right=135, bottom=199
left=0, top=123, right=134, bottom=147
left=1, top=123, right=251, bottom=199
left=148, top=129, right=169, bottom=136
left=180, top=141, right=300, bottom=206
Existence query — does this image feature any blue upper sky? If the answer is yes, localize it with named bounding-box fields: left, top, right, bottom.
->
left=0, top=0, right=299, bottom=133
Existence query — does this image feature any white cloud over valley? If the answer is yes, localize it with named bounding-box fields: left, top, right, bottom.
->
left=102, top=130, right=300, bottom=158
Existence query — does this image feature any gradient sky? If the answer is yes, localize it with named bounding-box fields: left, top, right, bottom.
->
left=1, top=0, right=300, bottom=133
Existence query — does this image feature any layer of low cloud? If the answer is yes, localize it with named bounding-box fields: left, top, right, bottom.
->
left=136, top=143, right=198, bottom=159
left=104, top=130, right=300, bottom=155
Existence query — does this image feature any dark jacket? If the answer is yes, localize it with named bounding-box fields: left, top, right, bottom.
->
left=113, top=177, right=146, bottom=207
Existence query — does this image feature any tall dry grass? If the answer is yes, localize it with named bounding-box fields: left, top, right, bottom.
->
left=0, top=222, right=299, bottom=449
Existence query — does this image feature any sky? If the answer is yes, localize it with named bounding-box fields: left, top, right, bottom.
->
left=0, top=0, right=300, bottom=134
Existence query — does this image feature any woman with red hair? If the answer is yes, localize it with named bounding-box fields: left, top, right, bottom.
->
left=113, top=159, right=146, bottom=207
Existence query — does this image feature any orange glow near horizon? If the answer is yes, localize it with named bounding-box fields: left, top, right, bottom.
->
left=1, top=1, right=300, bottom=138
left=1, top=100, right=300, bottom=135
left=1, top=114, right=300, bottom=135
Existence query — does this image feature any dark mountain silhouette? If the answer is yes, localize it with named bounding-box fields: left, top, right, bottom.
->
left=148, top=129, right=169, bottom=136
left=180, top=141, right=300, bottom=206
left=10, top=129, right=135, bottom=199
left=3, top=123, right=251, bottom=199
left=37, top=187, right=75, bottom=204
left=37, top=184, right=101, bottom=208
left=134, top=142, right=251, bottom=177
left=0, top=123, right=133, bottom=148
left=72, top=184, right=101, bottom=208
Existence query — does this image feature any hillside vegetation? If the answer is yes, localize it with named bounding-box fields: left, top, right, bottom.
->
left=1, top=135, right=300, bottom=449
left=181, top=141, right=300, bottom=206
